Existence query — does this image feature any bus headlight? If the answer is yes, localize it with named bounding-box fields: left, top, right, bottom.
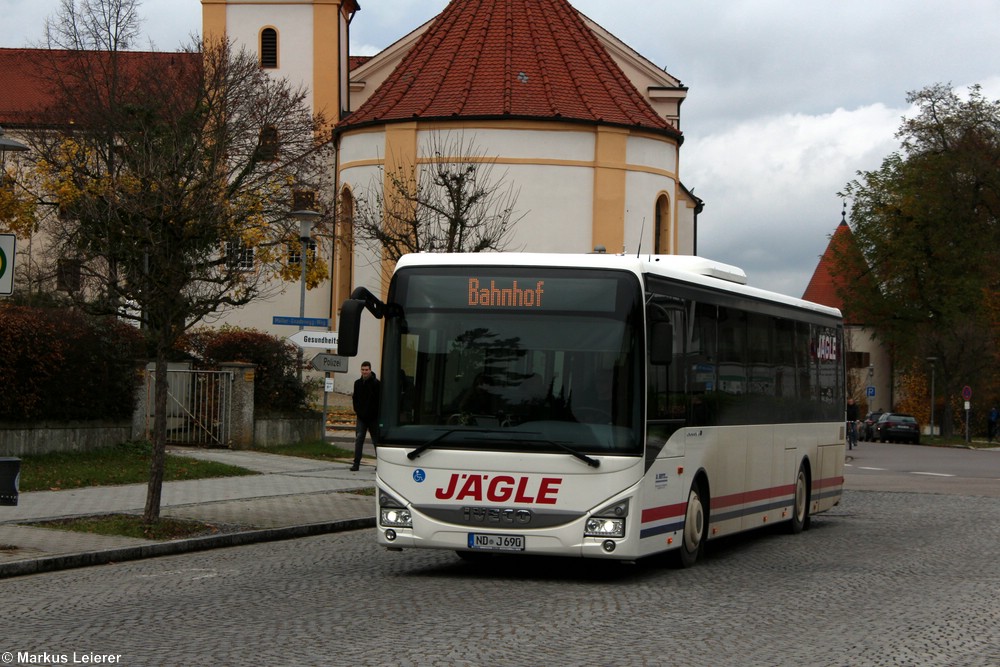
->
left=379, top=491, right=412, bottom=528
left=584, top=499, right=628, bottom=538
left=585, top=517, right=625, bottom=538
left=381, top=508, right=412, bottom=527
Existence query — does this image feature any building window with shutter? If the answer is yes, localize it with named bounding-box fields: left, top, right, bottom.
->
left=226, top=240, right=255, bottom=272
left=260, top=28, right=278, bottom=69
left=287, top=239, right=318, bottom=267
left=257, top=126, right=279, bottom=162
left=57, top=258, right=82, bottom=293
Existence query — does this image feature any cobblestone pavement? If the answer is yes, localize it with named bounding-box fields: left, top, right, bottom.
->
left=2, top=489, right=998, bottom=667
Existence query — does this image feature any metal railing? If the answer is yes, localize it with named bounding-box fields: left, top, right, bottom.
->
left=144, top=369, right=234, bottom=447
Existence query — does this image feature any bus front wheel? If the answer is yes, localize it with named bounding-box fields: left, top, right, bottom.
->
left=673, top=483, right=706, bottom=568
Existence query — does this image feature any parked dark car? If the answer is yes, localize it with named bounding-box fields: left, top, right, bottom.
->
left=875, top=412, right=920, bottom=444
left=861, top=411, right=883, bottom=441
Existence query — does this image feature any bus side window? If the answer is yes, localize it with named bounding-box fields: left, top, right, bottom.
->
left=649, top=320, right=673, bottom=365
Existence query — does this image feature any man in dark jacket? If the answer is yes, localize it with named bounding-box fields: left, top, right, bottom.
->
left=351, top=361, right=380, bottom=471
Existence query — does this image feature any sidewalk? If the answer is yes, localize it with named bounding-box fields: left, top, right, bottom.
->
left=0, top=431, right=377, bottom=579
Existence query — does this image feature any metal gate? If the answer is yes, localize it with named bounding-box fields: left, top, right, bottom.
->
left=144, top=369, right=234, bottom=447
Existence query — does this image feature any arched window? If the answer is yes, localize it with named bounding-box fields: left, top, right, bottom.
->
left=654, top=194, right=671, bottom=254
left=260, top=28, right=278, bottom=69
left=336, top=187, right=355, bottom=310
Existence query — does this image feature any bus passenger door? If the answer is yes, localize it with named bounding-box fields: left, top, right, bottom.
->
left=646, top=300, right=687, bottom=467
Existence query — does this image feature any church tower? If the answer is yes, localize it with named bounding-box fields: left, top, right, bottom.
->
left=201, top=0, right=359, bottom=125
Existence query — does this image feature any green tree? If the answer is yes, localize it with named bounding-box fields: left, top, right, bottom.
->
left=835, top=84, right=1000, bottom=435
left=27, top=0, right=333, bottom=523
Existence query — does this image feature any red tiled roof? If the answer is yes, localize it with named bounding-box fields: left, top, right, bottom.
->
left=337, top=0, right=679, bottom=137
left=802, top=219, right=867, bottom=324
left=348, top=55, right=372, bottom=71
left=0, top=48, right=198, bottom=127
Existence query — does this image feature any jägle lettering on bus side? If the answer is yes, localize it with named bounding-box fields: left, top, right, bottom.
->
left=816, top=333, right=839, bottom=360
left=468, top=278, right=544, bottom=307
left=434, top=473, right=562, bottom=504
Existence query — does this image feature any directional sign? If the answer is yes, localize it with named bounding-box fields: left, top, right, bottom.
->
left=287, top=330, right=338, bottom=349
left=0, top=234, right=16, bottom=296
left=273, top=315, right=331, bottom=327
left=311, top=353, right=349, bottom=373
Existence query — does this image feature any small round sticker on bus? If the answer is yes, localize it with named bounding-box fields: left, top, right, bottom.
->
left=413, top=469, right=426, bottom=483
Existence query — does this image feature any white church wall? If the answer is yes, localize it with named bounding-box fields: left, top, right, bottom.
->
left=225, top=4, right=316, bottom=109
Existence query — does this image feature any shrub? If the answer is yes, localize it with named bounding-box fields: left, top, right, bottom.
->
left=183, top=326, right=309, bottom=414
left=0, top=305, right=143, bottom=421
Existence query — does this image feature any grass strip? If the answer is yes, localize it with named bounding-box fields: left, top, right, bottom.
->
left=17, top=441, right=256, bottom=492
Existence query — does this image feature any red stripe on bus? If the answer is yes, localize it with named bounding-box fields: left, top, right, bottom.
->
left=641, top=502, right=687, bottom=523
left=641, top=476, right=843, bottom=525
left=813, top=475, right=844, bottom=489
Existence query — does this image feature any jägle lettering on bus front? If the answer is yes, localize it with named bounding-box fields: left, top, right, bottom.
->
left=468, top=278, right=544, bottom=307
left=434, top=473, right=561, bottom=504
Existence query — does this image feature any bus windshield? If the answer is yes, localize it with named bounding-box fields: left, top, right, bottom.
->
left=378, top=266, right=644, bottom=456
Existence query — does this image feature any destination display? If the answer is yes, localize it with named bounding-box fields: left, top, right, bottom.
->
left=400, top=273, right=621, bottom=313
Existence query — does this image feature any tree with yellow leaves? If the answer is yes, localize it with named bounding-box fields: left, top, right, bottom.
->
left=24, top=0, right=334, bottom=524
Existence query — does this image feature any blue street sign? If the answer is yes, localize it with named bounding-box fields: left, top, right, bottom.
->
left=273, top=315, right=331, bottom=327
left=866, top=386, right=875, bottom=398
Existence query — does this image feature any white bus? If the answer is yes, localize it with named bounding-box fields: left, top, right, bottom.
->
left=337, top=253, right=845, bottom=565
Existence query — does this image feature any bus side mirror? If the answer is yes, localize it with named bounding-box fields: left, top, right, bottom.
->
left=337, top=298, right=366, bottom=357
left=649, top=321, right=673, bottom=366
left=338, top=286, right=390, bottom=357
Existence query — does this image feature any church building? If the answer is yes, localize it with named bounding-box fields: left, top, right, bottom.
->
left=201, top=0, right=701, bottom=379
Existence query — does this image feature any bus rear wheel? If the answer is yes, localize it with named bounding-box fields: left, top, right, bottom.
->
left=673, top=483, right=706, bottom=568
left=786, top=464, right=810, bottom=534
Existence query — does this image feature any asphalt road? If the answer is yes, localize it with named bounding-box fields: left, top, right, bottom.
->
left=846, top=440, right=1000, bottom=496
left=2, top=443, right=998, bottom=667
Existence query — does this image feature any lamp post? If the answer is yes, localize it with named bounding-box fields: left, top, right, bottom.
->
left=0, top=126, right=29, bottom=158
left=291, top=208, right=322, bottom=382
left=927, top=357, right=937, bottom=439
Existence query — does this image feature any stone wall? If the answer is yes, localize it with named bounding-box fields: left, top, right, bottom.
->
left=0, top=421, right=133, bottom=456
left=252, top=413, right=324, bottom=447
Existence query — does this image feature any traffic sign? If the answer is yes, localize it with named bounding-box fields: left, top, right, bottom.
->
left=273, top=315, right=330, bottom=327
left=311, top=353, right=349, bottom=373
left=962, top=385, right=973, bottom=401
left=866, top=386, right=875, bottom=398
left=0, top=234, right=16, bottom=296
left=287, top=330, right=338, bottom=349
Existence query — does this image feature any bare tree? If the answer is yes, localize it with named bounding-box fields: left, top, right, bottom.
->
left=28, top=2, right=334, bottom=523
left=352, top=133, right=524, bottom=275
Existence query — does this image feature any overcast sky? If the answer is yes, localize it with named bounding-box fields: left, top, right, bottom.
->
left=4, top=0, right=1000, bottom=296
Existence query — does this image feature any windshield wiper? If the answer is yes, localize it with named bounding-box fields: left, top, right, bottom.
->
left=506, top=433, right=601, bottom=468
left=529, top=438, right=600, bottom=468
left=407, top=428, right=491, bottom=460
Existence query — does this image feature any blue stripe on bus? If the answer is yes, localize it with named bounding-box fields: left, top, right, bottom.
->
left=640, top=498, right=797, bottom=539
left=639, top=520, right=685, bottom=539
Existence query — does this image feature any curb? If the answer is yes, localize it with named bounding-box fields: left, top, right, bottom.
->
left=0, top=516, right=375, bottom=580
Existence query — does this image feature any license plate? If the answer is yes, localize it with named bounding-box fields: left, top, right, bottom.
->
left=468, top=533, right=525, bottom=552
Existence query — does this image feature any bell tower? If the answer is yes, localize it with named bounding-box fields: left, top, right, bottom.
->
left=201, top=0, right=359, bottom=125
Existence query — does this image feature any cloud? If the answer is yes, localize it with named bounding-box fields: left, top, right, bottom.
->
left=687, top=103, right=904, bottom=296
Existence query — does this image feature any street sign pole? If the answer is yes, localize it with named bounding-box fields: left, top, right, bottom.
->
left=963, top=386, right=972, bottom=445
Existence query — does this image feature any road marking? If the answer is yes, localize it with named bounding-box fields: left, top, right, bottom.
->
left=858, top=466, right=887, bottom=471
left=911, top=472, right=955, bottom=477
